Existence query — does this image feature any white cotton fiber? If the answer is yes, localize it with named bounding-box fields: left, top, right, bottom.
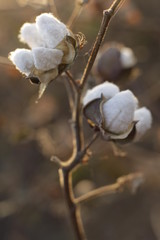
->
left=32, top=47, right=63, bottom=71
left=9, top=48, right=34, bottom=75
left=102, top=90, right=137, bottom=134
left=36, top=13, right=68, bottom=49
left=19, top=23, right=45, bottom=48
left=83, top=81, right=120, bottom=106
left=120, top=47, right=137, bottom=68
left=134, top=107, right=152, bottom=140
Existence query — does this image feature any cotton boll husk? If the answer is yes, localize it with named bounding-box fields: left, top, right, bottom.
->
left=120, top=47, right=137, bottom=69
left=32, top=47, right=63, bottom=71
left=36, top=13, right=68, bottom=49
left=57, top=38, right=76, bottom=65
left=9, top=48, right=34, bottom=75
left=61, top=42, right=76, bottom=64
left=102, top=90, right=137, bottom=134
left=38, top=68, right=58, bottom=99
left=83, top=82, right=120, bottom=106
left=134, top=107, right=152, bottom=140
left=19, top=23, right=45, bottom=48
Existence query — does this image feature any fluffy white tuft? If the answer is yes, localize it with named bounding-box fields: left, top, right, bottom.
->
left=83, top=82, right=120, bottom=106
left=36, top=13, right=68, bottom=49
left=32, top=47, right=63, bottom=71
left=120, top=47, right=137, bottom=69
left=19, top=23, right=44, bottom=48
left=134, top=107, right=152, bottom=140
left=102, top=90, right=137, bottom=134
left=9, top=48, right=34, bottom=75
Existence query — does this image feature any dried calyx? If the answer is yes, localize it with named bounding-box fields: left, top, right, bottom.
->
left=9, top=13, right=86, bottom=99
left=83, top=82, right=152, bottom=143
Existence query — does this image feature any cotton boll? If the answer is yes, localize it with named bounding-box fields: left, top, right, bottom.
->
left=120, top=47, right=137, bottom=69
left=134, top=107, right=152, bottom=140
left=36, top=13, right=68, bottom=49
left=19, top=23, right=44, bottom=48
left=32, top=47, right=63, bottom=71
left=9, top=48, right=34, bottom=75
left=83, top=82, right=120, bottom=106
left=102, top=90, right=137, bottom=134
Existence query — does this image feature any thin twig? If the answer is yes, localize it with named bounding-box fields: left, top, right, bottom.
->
left=65, top=70, right=79, bottom=92
left=67, top=4, right=83, bottom=28
left=64, top=75, right=75, bottom=111
left=47, top=0, right=59, bottom=18
left=59, top=169, right=87, bottom=240
left=80, top=0, right=125, bottom=88
left=67, top=0, right=89, bottom=28
left=75, top=172, right=144, bottom=204
left=82, top=132, right=100, bottom=154
left=0, top=56, right=14, bottom=67
left=59, top=1, right=126, bottom=239
left=58, top=76, right=85, bottom=239
left=58, top=119, right=99, bottom=240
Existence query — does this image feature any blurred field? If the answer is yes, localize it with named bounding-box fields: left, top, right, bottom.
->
left=0, top=0, right=160, bottom=239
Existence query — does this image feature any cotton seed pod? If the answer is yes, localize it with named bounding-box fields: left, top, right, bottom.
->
left=94, top=42, right=137, bottom=82
left=83, top=81, right=120, bottom=106
left=102, top=90, right=138, bottom=136
left=19, top=23, right=45, bottom=49
left=83, top=82, right=141, bottom=141
left=112, top=107, right=152, bottom=144
left=83, top=81, right=120, bottom=130
left=133, top=107, right=152, bottom=141
left=9, top=48, right=34, bottom=76
left=35, top=13, right=69, bottom=49
left=9, top=13, right=86, bottom=99
left=32, top=47, right=63, bottom=71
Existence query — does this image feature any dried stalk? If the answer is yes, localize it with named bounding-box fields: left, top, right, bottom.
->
left=67, top=4, right=83, bottom=28
left=58, top=0, right=125, bottom=239
left=67, top=0, right=88, bottom=28
left=75, top=173, right=144, bottom=204
left=80, top=0, right=125, bottom=88
left=65, top=70, right=79, bottom=92
left=48, top=0, right=59, bottom=18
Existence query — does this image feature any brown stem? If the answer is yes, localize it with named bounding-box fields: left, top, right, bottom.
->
left=47, top=0, right=59, bottom=18
left=75, top=172, right=144, bottom=204
left=65, top=70, right=79, bottom=92
left=80, top=0, right=124, bottom=87
left=67, top=0, right=89, bottom=28
left=59, top=169, right=87, bottom=240
left=0, top=56, right=13, bottom=67
left=58, top=1, right=125, bottom=239
left=67, top=4, right=83, bottom=28
left=64, top=79, right=74, bottom=112
left=58, top=71, right=86, bottom=239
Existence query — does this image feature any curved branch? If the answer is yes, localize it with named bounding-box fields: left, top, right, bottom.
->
left=75, top=173, right=144, bottom=204
left=67, top=0, right=89, bottom=28
left=59, top=169, right=87, bottom=240
left=65, top=70, right=79, bottom=92
left=58, top=1, right=126, bottom=240
left=80, top=0, right=125, bottom=88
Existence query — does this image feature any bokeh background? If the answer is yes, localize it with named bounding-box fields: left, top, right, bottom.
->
left=0, top=0, right=160, bottom=239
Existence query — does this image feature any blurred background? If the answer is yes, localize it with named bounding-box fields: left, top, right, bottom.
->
left=0, top=0, right=160, bottom=239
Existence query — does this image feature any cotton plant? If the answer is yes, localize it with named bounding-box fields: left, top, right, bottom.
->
left=9, top=13, right=85, bottom=99
left=94, top=42, right=137, bottom=82
left=8, top=0, right=152, bottom=240
left=83, top=81, right=152, bottom=143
